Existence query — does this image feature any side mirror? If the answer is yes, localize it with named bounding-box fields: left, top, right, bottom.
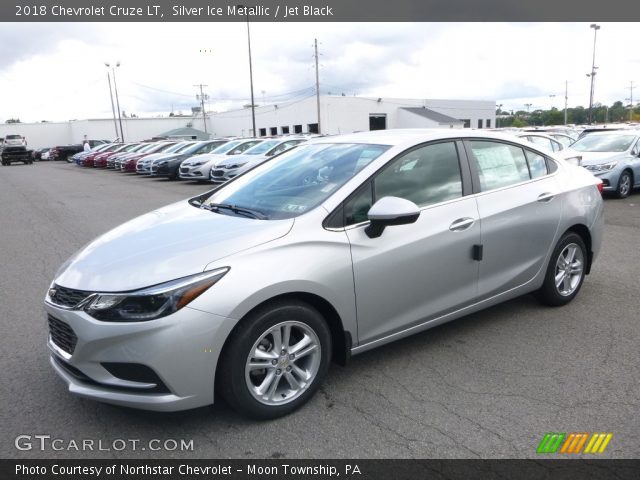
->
left=365, top=196, right=420, bottom=238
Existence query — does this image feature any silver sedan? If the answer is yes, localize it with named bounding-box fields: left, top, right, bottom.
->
left=45, top=129, right=603, bottom=419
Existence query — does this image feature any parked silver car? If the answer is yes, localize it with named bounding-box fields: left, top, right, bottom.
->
left=561, top=130, right=640, bottom=198
left=45, top=129, right=603, bottom=419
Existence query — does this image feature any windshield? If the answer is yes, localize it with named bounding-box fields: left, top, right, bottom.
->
left=571, top=134, right=637, bottom=152
left=166, top=142, right=192, bottom=153
left=211, top=140, right=242, bottom=154
left=244, top=140, right=280, bottom=155
left=138, top=143, right=161, bottom=153
left=154, top=143, right=177, bottom=152
left=125, top=144, right=144, bottom=152
left=201, top=143, right=389, bottom=220
left=180, top=142, right=210, bottom=154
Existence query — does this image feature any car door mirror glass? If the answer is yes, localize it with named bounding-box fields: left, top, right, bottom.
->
left=365, top=196, right=420, bottom=238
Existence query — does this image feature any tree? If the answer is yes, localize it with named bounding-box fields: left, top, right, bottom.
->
left=5, top=118, right=21, bottom=123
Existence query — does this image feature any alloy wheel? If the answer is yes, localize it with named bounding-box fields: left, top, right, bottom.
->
left=554, top=243, right=584, bottom=296
left=244, top=321, right=321, bottom=406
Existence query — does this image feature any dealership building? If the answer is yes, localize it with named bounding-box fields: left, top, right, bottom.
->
left=1, top=96, right=495, bottom=149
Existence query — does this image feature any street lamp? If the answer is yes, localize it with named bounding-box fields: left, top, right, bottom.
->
left=587, top=24, right=600, bottom=124
left=549, top=94, right=556, bottom=110
left=239, top=5, right=256, bottom=137
left=104, top=67, right=118, bottom=140
left=105, top=62, right=124, bottom=141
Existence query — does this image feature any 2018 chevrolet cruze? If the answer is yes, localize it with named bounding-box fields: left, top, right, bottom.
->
left=45, top=130, right=604, bottom=419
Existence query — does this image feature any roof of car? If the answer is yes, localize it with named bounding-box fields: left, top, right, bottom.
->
left=309, top=128, right=532, bottom=147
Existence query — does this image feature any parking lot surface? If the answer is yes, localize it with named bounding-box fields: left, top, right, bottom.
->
left=1, top=162, right=639, bottom=458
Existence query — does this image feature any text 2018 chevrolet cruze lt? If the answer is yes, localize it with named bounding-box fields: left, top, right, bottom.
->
left=45, top=130, right=604, bottom=419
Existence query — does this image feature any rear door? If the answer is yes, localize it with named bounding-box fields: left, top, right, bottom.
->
left=464, top=140, right=562, bottom=299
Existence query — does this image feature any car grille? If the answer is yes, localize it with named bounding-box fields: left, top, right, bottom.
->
left=48, top=315, right=78, bottom=355
left=212, top=170, right=224, bottom=177
left=50, top=285, right=91, bottom=308
left=180, top=167, right=189, bottom=173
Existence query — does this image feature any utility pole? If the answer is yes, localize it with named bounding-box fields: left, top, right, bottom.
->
left=628, top=81, right=635, bottom=122
left=587, top=24, right=600, bottom=124
left=314, top=38, right=321, bottom=135
left=564, top=80, right=568, bottom=125
left=244, top=11, right=256, bottom=137
left=194, top=84, right=209, bottom=133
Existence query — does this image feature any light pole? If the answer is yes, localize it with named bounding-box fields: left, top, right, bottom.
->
left=239, top=5, right=256, bottom=137
left=105, top=62, right=124, bottom=141
left=587, top=24, right=600, bottom=124
left=549, top=94, right=556, bottom=110
left=105, top=68, right=118, bottom=140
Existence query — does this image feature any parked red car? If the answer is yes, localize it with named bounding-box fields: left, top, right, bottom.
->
left=120, top=142, right=177, bottom=172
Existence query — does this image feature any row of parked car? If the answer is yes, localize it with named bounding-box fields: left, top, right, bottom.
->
left=54, top=125, right=640, bottom=199
left=68, top=136, right=309, bottom=185
left=496, top=126, right=640, bottom=198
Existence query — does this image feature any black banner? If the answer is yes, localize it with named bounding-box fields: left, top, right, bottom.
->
left=3, top=460, right=640, bottom=480
left=4, top=0, right=640, bottom=22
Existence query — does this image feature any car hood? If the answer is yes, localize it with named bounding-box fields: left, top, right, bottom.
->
left=562, top=148, right=626, bottom=165
left=55, top=201, right=294, bottom=292
left=215, top=153, right=263, bottom=168
left=152, top=153, right=184, bottom=164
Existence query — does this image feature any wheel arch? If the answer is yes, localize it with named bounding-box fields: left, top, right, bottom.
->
left=216, top=291, right=351, bottom=381
left=565, top=224, right=593, bottom=274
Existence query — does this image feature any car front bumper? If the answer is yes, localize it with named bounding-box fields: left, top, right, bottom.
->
left=179, top=164, right=208, bottom=180
left=45, top=300, right=232, bottom=411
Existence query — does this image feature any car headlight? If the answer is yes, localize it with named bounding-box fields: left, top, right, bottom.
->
left=84, top=268, right=229, bottom=322
left=157, top=160, right=167, bottom=166
left=585, top=161, right=617, bottom=172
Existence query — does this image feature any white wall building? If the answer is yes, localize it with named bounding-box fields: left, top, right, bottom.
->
left=210, top=96, right=495, bottom=137
left=1, top=96, right=495, bottom=149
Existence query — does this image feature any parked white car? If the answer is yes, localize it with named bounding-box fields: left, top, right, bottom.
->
left=209, top=138, right=307, bottom=185
left=179, top=139, right=263, bottom=181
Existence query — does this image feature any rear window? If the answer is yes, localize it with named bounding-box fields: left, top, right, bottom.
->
left=6, top=135, right=22, bottom=140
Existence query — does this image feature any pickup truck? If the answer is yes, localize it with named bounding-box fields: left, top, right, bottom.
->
left=49, top=140, right=109, bottom=162
left=1, top=134, right=32, bottom=165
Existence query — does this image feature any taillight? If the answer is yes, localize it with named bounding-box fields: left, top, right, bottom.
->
left=597, top=181, right=604, bottom=193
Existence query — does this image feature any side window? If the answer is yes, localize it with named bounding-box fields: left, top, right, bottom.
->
left=469, top=141, right=531, bottom=191
left=374, top=142, right=463, bottom=208
left=344, top=183, right=374, bottom=226
left=529, top=135, right=553, bottom=151
left=525, top=150, right=548, bottom=179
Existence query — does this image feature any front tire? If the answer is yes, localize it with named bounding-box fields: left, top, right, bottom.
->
left=536, top=232, right=587, bottom=306
left=217, top=300, right=332, bottom=419
left=616, top=170, right=632, bottom=199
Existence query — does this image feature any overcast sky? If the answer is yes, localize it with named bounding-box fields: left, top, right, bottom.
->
left=1, top=22, right=639, bottom=123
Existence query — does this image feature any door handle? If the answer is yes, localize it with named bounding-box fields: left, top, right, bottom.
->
left=537, top=192, right=556, bottom=203
left=449, top=217, right=475, bottom=232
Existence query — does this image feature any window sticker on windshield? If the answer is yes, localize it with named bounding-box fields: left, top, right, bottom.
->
left=321, top=183, right=337, bottom=193
left=283, top=204, right=307, bottom=212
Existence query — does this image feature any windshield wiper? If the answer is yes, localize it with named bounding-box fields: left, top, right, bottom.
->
left=201, top=203, right=269, bottom=220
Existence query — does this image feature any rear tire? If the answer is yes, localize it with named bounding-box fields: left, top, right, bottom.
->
left=536, top=232, right=587, bottom=306
left=217, top=300, right=332, bottom=420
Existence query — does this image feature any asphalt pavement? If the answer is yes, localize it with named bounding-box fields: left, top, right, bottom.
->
left=1, top=161, right=638, bottom=458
